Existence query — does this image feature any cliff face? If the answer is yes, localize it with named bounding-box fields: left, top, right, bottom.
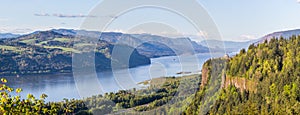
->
left=200, top=57, right=227, bottom=88
left=201, top=62, right=209, bottom=87
left=201, top=57, right=256, bottom=92
left=223, top=76, right=256, bottom=92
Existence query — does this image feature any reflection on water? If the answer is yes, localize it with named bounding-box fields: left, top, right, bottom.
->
left=3, top=53, right=224, bottom=102
left=5, top=74, right=78, bottom=102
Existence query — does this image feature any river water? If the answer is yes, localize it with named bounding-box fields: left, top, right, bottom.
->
left=4, top=53, right=225, bottom=101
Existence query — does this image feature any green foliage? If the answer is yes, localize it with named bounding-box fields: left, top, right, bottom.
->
left=43, top=46, right=81, bottom=53
left=53, top=38, right=72, bottom=43
left=0, top=78, right=88, bottom=114
left=0, top=45, right=23, bottom=52
left=0, top=75, right=200, bottom=114
left=20, top=38, right=37, bottom=44
left=183, top=36, right=300, bottom=114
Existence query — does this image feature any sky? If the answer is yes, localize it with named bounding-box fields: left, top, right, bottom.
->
left=1, top=0, right=300, bottom=41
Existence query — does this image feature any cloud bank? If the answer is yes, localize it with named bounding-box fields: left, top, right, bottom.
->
left=34, top=13, right=96, bottom=18
left=239, top=34, right=257, bottom=41
left=0, top=28, right=33, bottom=34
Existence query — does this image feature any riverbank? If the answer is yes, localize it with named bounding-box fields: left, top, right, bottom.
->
left=1, top=73, right=202, bottom=114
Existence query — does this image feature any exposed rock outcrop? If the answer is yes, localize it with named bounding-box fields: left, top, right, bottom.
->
left=201, top=56, right=256, bottom=92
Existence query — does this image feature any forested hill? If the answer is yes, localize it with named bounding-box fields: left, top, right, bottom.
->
left=0, top=31, right=150, bottom=75
left=193, top=36, right=300, bottom=114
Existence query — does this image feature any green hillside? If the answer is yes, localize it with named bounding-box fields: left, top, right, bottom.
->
left=187, top=36, right=300, bottom=114
left=0, top=31, right=150, bottom=75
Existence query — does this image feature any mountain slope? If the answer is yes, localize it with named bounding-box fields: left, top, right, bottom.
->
left=0, top=31, right=150, bottom=75
left=255, top=29, right=300, bottom=44
left=53, top=29, right=209, bottom=58
left=0, top=33, right=20, bottom=39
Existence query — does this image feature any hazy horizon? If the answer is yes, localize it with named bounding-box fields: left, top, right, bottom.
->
left=1, top=0, right=300, bottom=41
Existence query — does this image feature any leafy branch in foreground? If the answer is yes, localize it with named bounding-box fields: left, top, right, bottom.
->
left=0, top=78, right=89, bottom=115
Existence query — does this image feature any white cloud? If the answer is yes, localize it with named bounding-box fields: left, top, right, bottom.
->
left=239, top=34, right=257, bottom=41
left=11, top=28, right=33, bottom=34
left=103, top=29, right=126, bottom=33
left=53, top=14, right=96, bottom=18
left=0, top=28, right=33, bottom=34
left=196, top=31, right=208, bottom=38
left=297, top=0, right=300, bottom=3
left=0, top=28, right=8, bottom=33
left=34, top=13, right=97, bottom=18
left=34, top=13, right=51, bottom=17
left=0, top=27, right=55, bottom=34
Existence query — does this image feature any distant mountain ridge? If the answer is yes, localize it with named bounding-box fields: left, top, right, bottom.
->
left=0, top=33, right=20, bottom=39
left=52, top=29, right=209, bottom=58
left=198, top=40, right=252, bottom=53
left=255, top=29, right=300, bottom=44
left=198, top=29, right=300, bottom=53
left=0, top=30, right=150, bottom=75
left=5, top=28, right=300, bottom=59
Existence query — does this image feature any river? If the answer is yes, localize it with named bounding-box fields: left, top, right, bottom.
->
left=3, top=53, right=225, bottom=102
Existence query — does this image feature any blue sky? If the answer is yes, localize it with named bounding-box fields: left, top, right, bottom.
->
left=1, top=0, right=300, bottom=41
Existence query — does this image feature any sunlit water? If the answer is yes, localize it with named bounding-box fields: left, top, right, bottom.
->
left=3, top=53, right=225, bottom=102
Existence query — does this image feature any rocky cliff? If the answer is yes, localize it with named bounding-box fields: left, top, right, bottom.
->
left=201, top=55, right=256, bottom=92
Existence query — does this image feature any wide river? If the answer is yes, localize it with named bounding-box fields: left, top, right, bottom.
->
left=4, top=53, right=225, bottom=102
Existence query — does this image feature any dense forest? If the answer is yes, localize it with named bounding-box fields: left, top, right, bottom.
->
left=0, top=36, right=299, bottom=114
left=186, top=36, right=300, bottom=114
